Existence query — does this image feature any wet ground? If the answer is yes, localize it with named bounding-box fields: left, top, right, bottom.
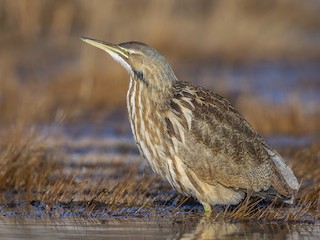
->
left=0, top=121, right=319, bottom=239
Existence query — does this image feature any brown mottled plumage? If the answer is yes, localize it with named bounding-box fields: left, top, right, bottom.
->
left=81, top=37, right=299, bottom=214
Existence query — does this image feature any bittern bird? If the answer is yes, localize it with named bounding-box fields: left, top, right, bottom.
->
left=81, top=37, right=299, bottom=214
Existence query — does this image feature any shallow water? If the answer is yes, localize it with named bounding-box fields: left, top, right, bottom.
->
left=0, top=217, right=319, bottom=240
left=178, top=61, right=320, bottom=109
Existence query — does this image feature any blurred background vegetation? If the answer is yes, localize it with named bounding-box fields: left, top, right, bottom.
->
left=0, top=0, right=319, bottom=135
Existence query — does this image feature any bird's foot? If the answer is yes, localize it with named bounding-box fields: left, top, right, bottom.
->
left=202, top=202, right=212, bottom=217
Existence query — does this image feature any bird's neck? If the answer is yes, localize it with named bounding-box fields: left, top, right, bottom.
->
left=129, top=75, right=174, bottom=108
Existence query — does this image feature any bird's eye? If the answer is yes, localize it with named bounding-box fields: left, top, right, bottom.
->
left=125, top=50, right=131, bottom=56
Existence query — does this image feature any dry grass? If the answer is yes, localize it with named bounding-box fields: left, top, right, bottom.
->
left=0, top=124, right=319, bottom=222
left=237, top=96, right=320, bottom=135
left=1, top=0, right=320, bottom=60
left=0, top=125, right=62, bottom=200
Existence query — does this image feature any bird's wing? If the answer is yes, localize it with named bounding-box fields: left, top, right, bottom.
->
left=165, top=81, right=298, bottom=197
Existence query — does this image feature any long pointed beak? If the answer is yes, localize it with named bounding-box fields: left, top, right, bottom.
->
left=80, top=37, right=129, bottom=59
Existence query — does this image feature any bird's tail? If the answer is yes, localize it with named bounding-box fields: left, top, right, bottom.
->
left=264, top=146, right=299, bottom=199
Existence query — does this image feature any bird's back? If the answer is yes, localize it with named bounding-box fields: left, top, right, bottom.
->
left=163, top=81, right=299, bottom=204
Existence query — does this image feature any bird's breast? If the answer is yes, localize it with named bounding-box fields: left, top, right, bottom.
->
left=126, top=79, right=169, bottom=176
left=126, top=79, right=202, bottom=193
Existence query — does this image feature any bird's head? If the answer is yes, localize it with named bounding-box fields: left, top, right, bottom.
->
left=81, top=37, right=177, bottom=91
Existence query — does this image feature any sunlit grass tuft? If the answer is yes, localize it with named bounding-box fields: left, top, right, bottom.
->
left=0, top=127, right=61, bottom=199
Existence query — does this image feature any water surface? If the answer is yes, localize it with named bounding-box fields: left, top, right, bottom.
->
left=1, top=217, right=319, bottom=240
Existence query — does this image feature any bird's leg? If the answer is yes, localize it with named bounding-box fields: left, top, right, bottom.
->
left=201, top=202, right=212, bottom=216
